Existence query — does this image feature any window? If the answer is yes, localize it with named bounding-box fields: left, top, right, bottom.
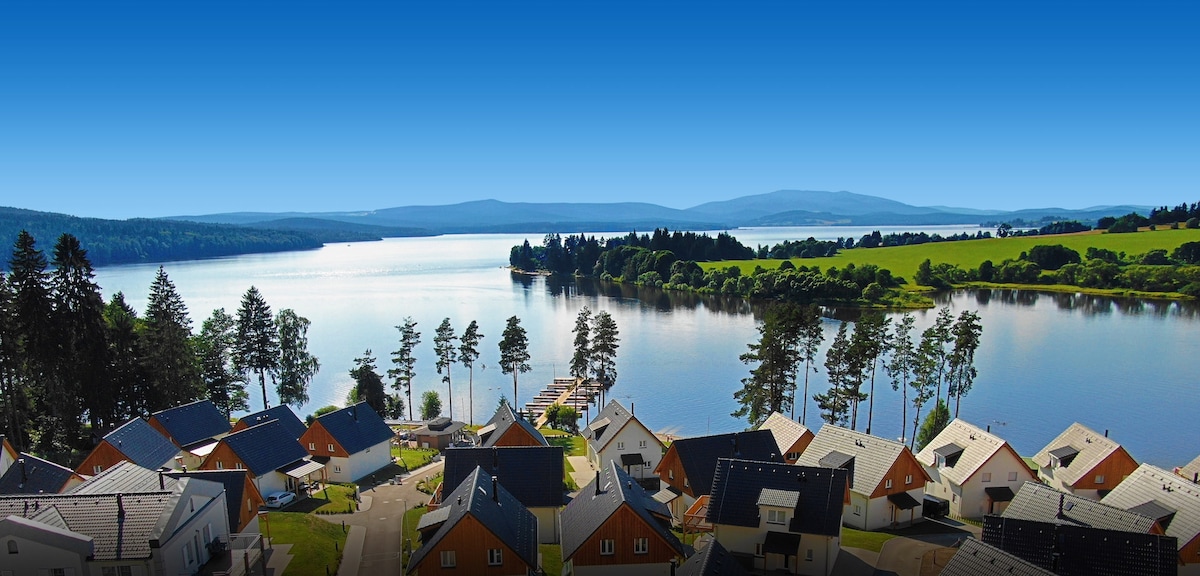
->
left=7, top=540, right=16, bottom=554
left=328, top=444, right=335, bottom=453
left=1095, top=475, right=1105, bottom=484
left=634, top=537, right=648, bottom=554
left=951, top=494, right=957, bottom=503
left=184, top=542, right=194, bottom=565
left=309, top=442, right=316, bottom=450
left=767, top=510, right=786, bottom=524
left=617, top=441, right=625, bottom=450
left=806, top=549, right=814, bottom=562
left=668, top=469, right=674, bottom=480
left=334, top=465, right=342, bottom=474
left=235, top=462, right=244, bottom=470
left=440, top=550, right=456, bottom=567
left=787, top=452, right=800, bottom=461
left=248, top=498, right=254, bottom=512
left=982, top=473, right=992, bottom=483
left=93, top=465, right=103, bottom=475
left=600, top=539, right=615, bottom=555
left=1008, top=471, right=1018, bottom=481
left=684, top=478, right=689, bottom=488
left=754, top=543, right=764, bottom=557
left=905, top=474, right=913, bottom=485
left=885, top=479, right=893, bottom=489
left=639, top=440, right=647, bottom=448
left=217, top=461, right=224, bottom=470
left=853, top=505, right=861, bottom=516
left=488, top=548, right=502, bottom=565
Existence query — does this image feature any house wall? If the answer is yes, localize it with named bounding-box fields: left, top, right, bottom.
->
left=347, top=439, right=393, bottom=482
left=655, top=445, right=689, bottom=497
left=238, top=475, right=267, bottom=532
left=713, top=524, right=766, bottom=571
left=1071, top=447, right=1139, bottom=493
left=86, top=563, right=149, bottom=576
left=783, top=433, right=815, bottom=464
left=324, top=456, right=353, bottom=483
left=415, top=433, right=454, bottom=451
left=0, top=532, right=90, bottom=576
left=76, top=441, right=138, bottom=476
left=843, top=487, right=923, bottom=531
left=926, top=446, right=1035, bottom=519
left=595, top=424, right=661, bottom=482
left=156, top=492, right=230, bottom=576
left=492, top=425, right=544, bottom=447
left=1180, top=534, right=1200, bottom=570
left=568, top=504, right=681, bottom=569
left=299, top=422, right=351, bottom=459
left=198, top=443, right=250, bottom=474
left=177, top=450, right=206, bottom=472
left=1, top=441, right=15, bottom=476
left=532, top=506, right=560, bottom=544
left=411, top=514, right=530, bottom=576
left=255, top=471, right=289, bottom=498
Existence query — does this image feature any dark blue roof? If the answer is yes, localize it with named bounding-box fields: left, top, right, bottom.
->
left=480, top=403, right=547, bottom=447
left=677, top=540, right=751, bottom=576
left=103, top=417, right=180, bottom=470
left=235, top=405, right=307, bottom=440
left=983, top=515, right=1179, bottom=576
left=151, top=399, right=231, bottom=448
left=0, top=453, right=77, bottom=495
left=168, top=469, right=254, bottom=533
left=707, top=459, right=847, bottom=537
left=406, top=467, right=538, bottom=574
left=561, top=461, right=689, bottom=560
left=220, top=420, right=309, bottom=476
left=670, top=429, right=782, bottom=496
left=314, top=402, right=394, bottom=454
left=443, top=446, right=564, bottom=507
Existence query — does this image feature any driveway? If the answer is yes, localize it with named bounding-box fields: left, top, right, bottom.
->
left=872, top=519, right=979, bottom=576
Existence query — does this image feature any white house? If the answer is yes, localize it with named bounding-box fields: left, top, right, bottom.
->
left=584, top=400, right=663, bottom=481
left=300, top=402, right=394, bottom=483
left=1031, top=422, right=1138, bottom=500
left=795, top=425, right=929, bottom=531
left=1102, top=463, right=1200, bottom=575
left=915, top=419, right=1036, bottom=518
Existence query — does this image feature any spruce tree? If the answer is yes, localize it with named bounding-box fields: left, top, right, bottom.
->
left=196, top=308, right=247, bottom=418
left=590, top=311, right=620, bottom=403
left=498, top=316, right=531, bottom=410
left=51, top=233, right=109, bottom=440
left=434, top=318, right=458, bottom=421
left=276, top=309, right=319, bottom=409
left=143, top=267, right=202, bottom=411
left=234, top=286, right=279, bottom=409
left=388, top=317, right=420, bottom=421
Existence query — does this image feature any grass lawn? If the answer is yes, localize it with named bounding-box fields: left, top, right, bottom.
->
left=310, top=484, right=357, bottom=514
left=417, top=472, right=443, bottom=495
left=539, top=544, right=562, bottom=576
left=547, top=435, right=587, bottom=457
left=264, top=512, right=347, bottom=576
left=402, top=506, right=428, bottom=567
left=840, top=527, right=898, bottom=553
left=394, top=447, right=439, bottom=471
left=703, top=227, right=1200, bottom=284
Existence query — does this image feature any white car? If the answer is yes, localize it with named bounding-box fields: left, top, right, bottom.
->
left=265, top=491, right=296, bottom=509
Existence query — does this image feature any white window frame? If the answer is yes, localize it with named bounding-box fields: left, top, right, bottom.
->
left=1008, top=471, right=1018, bottom=481
left=334, top=465, right=342, bottom=474
left=754, top=543, right=764, bottom=557
left=617, top=441, right=625, bottom=450
left=639, top=440, right=647, bottom=448
left=440, top=550, right=456, bottom=567
left=600, top=539, right=615, bottom=556
left=328, top=443, right=336, bottom=453
left=905, top=474, right=913, bottom=485
left=767, top=509, right=786, bottom=524
left=309, top=442, right=316, bottom=450
left=982, top=472, right=992, bottom=483
left=634, top=537, right=648, bottom=554
left=668, top=469, right=674, bottom=480
left=1095, top=474, right=1105, bottom=484
left=806, top=549, right=814, bottom=561
left=885, top=478, right=893, bottom=489
left=853, top=504, right=861, bottom=516
left=93, top=465, right=102, bottom=475
left=488, top=548, right=502, bottom=565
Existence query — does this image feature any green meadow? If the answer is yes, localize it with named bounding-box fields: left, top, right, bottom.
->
left=703, top=227, right=1200, bottom=283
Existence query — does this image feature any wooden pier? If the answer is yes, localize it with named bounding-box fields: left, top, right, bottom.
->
left=526, top=377, right=604, bottom=428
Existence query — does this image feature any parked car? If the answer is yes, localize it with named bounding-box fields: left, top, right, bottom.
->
left=265, top=491, right=296, bottom=508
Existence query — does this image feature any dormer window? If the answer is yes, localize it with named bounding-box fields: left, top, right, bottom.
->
left=1048, top=446, right=1080, bottom=468
left=933, top=443, right=964, bottom=468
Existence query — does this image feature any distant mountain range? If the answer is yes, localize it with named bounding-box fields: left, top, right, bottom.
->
left=168, top=190, right=1151, bottom=233
left=0, top=191, right=1155, bottom=266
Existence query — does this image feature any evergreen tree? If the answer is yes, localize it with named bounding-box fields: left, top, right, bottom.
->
left=947, top=310, right=983, bottom=418
left=498, top=316, right=531, bottom=409
left=815, top=322, right=852, bottom=425
left=732, top=306, right=798, bottom=426
left=349, top=350, right=387, bottom=415
left=388, top=317, right=420, bottom=421
left=796, top=305, right=824, bottom=425
left=590, top=311, right=620, bottom=403
left=49, top=233, right=107, bottom=447
left=103, top=292, right=147, bottom=422
left=570, top=307, right=592, bottom=381
left=7, top=231, right=53, bottom=450
left=195, top=308, right=247, bottom=419
left=276, top=309, right=319, bottom=408
left=434, top=318, right=458, bottom=421
left=909, top=325, right=941, bottom=449
left=458, top=320, right=483, bottom=425
left=143, top=267, right=202, bottom=412
left=885, top=314, right=917, bottom=444
left=851, top=313, right=890, bottom=435
left=234, top=286, right=279, bottom=409
left=0, top=272, right=32, bottom=451
left=930, top=306, right=954, bottom=406
left=420, top=390, right=443, bottom=420
left=916, top=399, right=951, bottom=450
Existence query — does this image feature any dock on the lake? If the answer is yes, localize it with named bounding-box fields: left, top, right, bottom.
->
left=527, top=377, right=604, bottom=427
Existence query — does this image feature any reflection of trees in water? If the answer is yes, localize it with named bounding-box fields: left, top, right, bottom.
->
left=527, top=275, right=755, bottom=315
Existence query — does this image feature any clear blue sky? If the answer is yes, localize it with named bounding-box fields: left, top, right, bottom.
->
left=1, top=0, right=1196, bottom=219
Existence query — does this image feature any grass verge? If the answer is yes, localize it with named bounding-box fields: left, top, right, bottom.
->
left=539, top=544, right=562, bottom=576
left=264, top=512, right=347, bottom=576
left=840, top=527, right=898, bottom=553
left=547, top=435, right=587, bottom=457
left=309, top=484, right=358, bottom=515
left=393, top=447, right=439, bottom=471
left=402, top=506, right=429, bottom=567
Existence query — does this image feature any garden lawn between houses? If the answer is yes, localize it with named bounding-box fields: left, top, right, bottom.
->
left=264, top=512, right=348, bottom=576
left=704, top=227, right=1200, bottom=285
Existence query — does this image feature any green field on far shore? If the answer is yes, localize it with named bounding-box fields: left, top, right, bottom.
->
left=702, top=227, right=1200, bottom=283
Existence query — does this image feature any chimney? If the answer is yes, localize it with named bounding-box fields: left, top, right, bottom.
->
left=158, top=470, right=165, bottom=490
left=19, top=458, right=27, bottom=484
left=631, top=402, right=634, bottom=416
left=986, top=425, right=991, bottom=433
left=595, top=471, right=602, bottom=496
left=117, top=493, right=125, bottom=518
left=1056, top=494, right=1064, bottom=519
left=1104, top=429, right=1109, bottom=438
left=352, top=405, right=358, bottom=421
left=1193, top=472, right=1198, bottom=484
left=732, top=433, right=740, bottom=457
left=492, top=476, right=499, bottom=503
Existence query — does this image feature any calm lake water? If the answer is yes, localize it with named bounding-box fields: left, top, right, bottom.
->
left=92, top=227, right=1200, bottom=469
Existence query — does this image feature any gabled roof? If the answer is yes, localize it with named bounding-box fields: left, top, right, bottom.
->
left=0, top=453, right=81, bottom=495
left=70, top=461, right=178, bottom=495
left=412, top=417, right=466, bottom=437
left=677, top=539, right=751, bottom=576
left=218, top=420, right=309, bottom=476
left=312, top=402, right=394, bottom=455
left=1103, top=463, right=1200, bottom=548
left=1002, top=481, right=1158, bottom=533
left=584, top=400, right=654, bottom=453
left=479, top=403, right=547, bottom=447
left=442, top=446, right=564, bottom=507
left=1178, top=454, right=1200, bottom=484
left=100, top=417, right=180, bottom=471
left=151, top=399, right=231, bottom=448
left=405, top=466, right=537, bottom=574
left=167, top=469, right=258, bottom=533
left=706, top=459, right=847, bottom=537
left=235, top=405, right=307, bottom=440
left=941, top=538, right=1055, bottom=576
left=917, top=419, right=1025, bottom=486
left=561, top=460, right=688, bottom=560
left=795, top=425, right=924, bottom=495
left=0, top=491, right=173, bottom=560
left=663, top=430, right=781, bottom=496
left=1031, top=422, right=1125, bottom=487
left=982, top=515, right=1178, bottom=576
left=757, top=412, right=812, bottom=454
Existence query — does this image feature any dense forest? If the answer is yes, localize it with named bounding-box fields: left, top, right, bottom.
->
left=0, top=231, right=319, bottom=457
left=0, top=207, right=433, bottom=267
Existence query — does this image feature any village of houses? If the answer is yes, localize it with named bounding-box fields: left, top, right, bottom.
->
left=2, top=378, right=1199, bottom=576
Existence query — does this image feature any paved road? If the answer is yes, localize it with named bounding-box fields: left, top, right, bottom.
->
left=873, top=520, right=980, bottom=576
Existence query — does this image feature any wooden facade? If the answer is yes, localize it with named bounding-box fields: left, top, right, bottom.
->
left=1180, top=534, right=1200, bottom=567
left=1071, top=446, right=1138, bottom=491
left=298, top=422, right=351, bottom=458
left=147, top=417, right=183, bottom=448
left=783, top=434, right=815, bottom=464
left=236, top=474, right=267, bottom=531
left=568, top=504, right=683, bottom=568
left=490, top=425, right=544, bottom=447
left=412, top=514, right=531, bottom=576
left=654, top=446, right=692, bottom=497
left=869, top=449, right=931, bottom=499
left=75, top=441, right=133, bottom=476
left=198, top=442, right=250, bottom=473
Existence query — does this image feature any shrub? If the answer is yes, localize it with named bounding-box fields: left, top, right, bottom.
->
left=1024, top=245, right=1081, bottom=270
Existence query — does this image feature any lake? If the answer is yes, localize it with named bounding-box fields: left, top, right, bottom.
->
left=91, top=226, right=1200, bottom=470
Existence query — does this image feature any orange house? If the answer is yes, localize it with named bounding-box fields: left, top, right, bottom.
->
left=1032, top=422, right=1138, bottom=500
left=477, top=403, right=548, bottom=448
left=75, top=417, right=180, bottom=476
left=758, top=412, right=815, bottom=464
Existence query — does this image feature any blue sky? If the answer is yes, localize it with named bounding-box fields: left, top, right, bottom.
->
left=1, top=0, right=1196, bottom=219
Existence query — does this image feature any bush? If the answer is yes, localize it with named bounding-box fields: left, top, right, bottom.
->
left=1024, top=245, right=1081, bottom=270
left=1173, top=242, right=1200, bottom=265
left=862, top=282, right=886, bottom=301
left=1187, top=217, right=1200, bottom=229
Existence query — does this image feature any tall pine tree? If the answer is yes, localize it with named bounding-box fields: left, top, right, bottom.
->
left=51, top=233, right=109, bottom=442
left=234, top=286, right=279, bottom=409
left=143, top=267, right=202, bottom=411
